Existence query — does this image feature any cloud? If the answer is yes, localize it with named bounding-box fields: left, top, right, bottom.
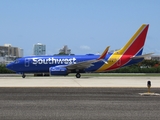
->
left=80, top=45, right=91, bottom=50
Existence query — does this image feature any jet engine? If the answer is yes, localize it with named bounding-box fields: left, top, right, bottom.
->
left=49, top=66, right=68, bottom=75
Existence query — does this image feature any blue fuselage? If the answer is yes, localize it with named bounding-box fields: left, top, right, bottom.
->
left=7, top=54, right=106, bottom=73
left=6, top=53, right=143, bottom=74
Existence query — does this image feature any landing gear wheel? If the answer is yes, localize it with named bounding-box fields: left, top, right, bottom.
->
left=76, top=73, right=81, bottom=78
left=22, top=74, right=26, bottom=78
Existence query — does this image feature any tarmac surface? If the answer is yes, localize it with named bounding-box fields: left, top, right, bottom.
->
left=0, top=87, right=160, bottom=120
left=0, top=76, right=160, bottom=87
left=0, top=76, right=160, bottom=120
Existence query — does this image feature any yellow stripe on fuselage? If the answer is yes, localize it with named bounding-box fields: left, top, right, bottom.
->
left=96, top=53, right=122, bottom=72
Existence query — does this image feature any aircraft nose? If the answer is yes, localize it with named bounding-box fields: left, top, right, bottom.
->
left=6, top=63, right=14, bottom=70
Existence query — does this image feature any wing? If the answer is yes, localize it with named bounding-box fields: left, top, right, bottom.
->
left=66, top=46, right=110, bottom=70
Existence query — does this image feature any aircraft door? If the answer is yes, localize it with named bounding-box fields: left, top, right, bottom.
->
left=25, top=58, right=30, bottom=67
left=117, top=58, right=121, bottom=66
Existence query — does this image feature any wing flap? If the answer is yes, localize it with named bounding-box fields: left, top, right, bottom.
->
left=66, top=59, right=98, bottom=69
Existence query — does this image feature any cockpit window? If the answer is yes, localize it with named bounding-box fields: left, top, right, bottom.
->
left=14, top=59, right=19, bottom=64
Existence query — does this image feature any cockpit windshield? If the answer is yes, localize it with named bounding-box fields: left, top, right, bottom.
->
left=14, top=59, right=19, bottom=64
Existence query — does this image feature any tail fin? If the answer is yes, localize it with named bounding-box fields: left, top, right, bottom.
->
left=116, top=24, right=149, bottom=56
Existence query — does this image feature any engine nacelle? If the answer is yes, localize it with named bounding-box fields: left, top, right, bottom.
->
left=49, top=67, right=68, bottom=75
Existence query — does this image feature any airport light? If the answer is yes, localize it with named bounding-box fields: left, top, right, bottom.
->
left=147, top=81, right=151, bottom=93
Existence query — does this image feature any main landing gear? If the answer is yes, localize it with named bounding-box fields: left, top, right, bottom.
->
left=76, top=73, right=81, bottom=78
left=22, top=73, right=26, bottom=78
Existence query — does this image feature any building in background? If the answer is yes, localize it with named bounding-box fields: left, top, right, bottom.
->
left=0, top=44, right=23, bottom=64
left=33, top=43, right=46, bottom=55
left=59, top=45, right=71, bottom=55
left=18, top=48, right=23, bottom=58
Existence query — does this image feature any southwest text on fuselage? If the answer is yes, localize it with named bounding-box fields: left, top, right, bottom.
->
left=32, top=57, right=76, bottom=65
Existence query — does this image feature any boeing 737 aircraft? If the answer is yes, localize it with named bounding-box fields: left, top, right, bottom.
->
left=7, top=24, right=153, bottom=78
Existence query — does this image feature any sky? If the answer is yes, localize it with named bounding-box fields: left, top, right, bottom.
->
left=0, top=0, right=160, bottom=56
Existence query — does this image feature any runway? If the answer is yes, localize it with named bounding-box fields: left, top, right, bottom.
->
left=0, top=76, right=160, bottom=120
left=0, top=87, right=160, bottom=120
left=0, top=76, right=160, bottom=87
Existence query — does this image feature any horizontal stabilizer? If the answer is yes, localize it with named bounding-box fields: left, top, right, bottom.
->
left=131, top=53, right=154, bottom=60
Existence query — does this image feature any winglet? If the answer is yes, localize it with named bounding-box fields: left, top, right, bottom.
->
left=97, top=46, right=110, bottom=60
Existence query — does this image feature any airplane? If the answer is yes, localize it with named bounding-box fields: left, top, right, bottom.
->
left=6, top=24, right=153, bottom=78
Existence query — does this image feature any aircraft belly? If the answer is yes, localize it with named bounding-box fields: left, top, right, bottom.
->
left=22, top=64, right=51, bottom=73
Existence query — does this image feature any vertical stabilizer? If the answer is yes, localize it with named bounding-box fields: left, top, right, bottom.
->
left=117, top=24, right=149, bottom=56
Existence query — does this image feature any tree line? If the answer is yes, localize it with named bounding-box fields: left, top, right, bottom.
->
left=0, top=64, right=15, bottom=73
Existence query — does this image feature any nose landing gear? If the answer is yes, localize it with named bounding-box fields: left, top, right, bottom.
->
left=22, top=74, right=26, bottom=78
